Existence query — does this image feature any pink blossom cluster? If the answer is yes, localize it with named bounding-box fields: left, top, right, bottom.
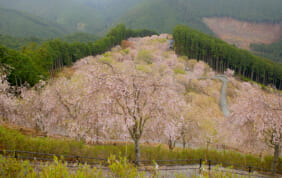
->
left=1, top=34, right=280, bottom=155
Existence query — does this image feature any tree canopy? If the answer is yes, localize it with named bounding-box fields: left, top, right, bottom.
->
left=250, top=39, right=282, bottom=63
left=0, top=24, right=157, bottom=87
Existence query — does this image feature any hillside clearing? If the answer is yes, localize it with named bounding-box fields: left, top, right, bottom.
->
left=203, top=17, right=282, bottom=50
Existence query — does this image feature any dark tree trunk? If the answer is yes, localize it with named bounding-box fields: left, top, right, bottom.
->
left=272, top=143, right=280, bottom=176
left=95, top=125, right=99, bottom=144
left=134, top=138, right=140, bottom=166
left=168, top=137, right=176, bottom=151
left=182, top=135, right=186, bottom=149
left=263, top=71, right=266, bottom=85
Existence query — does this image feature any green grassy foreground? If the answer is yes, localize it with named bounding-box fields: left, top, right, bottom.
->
left=0, top=155, right=256, bottom=178
left=0, top=126, right=281, bottom=172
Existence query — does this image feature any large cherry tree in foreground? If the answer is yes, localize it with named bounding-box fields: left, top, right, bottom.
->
left=41, top=61, right=112, bottom=142
left=103, top=61, right=181, bottom=165
left=230, top=83, right=281, bottom=175
left=0, top=66, right=10, bottom=120
left=263, top=93, right=281, bottom=175
left=161, top=97, right=192, bottom=150
left=0, top=66, right=20, bottom=124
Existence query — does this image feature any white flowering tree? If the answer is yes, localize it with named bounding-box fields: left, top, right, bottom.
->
left=230, top=83, right=281, bottom=175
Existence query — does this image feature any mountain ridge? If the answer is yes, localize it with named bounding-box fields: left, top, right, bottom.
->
left=0, top=8, right=68, bottom=38
left=118, top=0, right=282, bottom=34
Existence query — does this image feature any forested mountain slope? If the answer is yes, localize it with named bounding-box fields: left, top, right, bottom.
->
left=0, top=0, right=107, bottom=34
left=0, top=33, right=99, bottom=51
left=0, top=8, right=67, bottom=38
left=0, top=35, right=44, bottom=50
left=73, top=0, right=143, bottom=23
left=251, top=39, right=282, bottom=63
left=119, top=0, right=282, bottom=34
left=1, top=0, right=281, bottom=37
left=119, top=0, right=213, bottom=35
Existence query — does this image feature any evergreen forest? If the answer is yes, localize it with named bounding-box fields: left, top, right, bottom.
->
left=0, top=24, right=157, bottom=86
left=250, top=39, right=282, bottom=63
left=173, top=25, right=282, bottom=89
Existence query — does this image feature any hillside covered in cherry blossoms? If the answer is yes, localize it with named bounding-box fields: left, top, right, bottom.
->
left=0, top=34, right=281, bottom=159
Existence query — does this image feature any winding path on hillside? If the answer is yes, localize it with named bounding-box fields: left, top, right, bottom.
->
left=191, top=72, right=229, bottom=117
left=196, top=74, right=229, bottom=116
left=212, top=75, right=229, bottom=117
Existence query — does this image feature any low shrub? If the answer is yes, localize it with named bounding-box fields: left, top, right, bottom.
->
left=136, top=50, right=153, bottom=64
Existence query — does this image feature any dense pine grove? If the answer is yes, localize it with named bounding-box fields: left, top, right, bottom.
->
left=0, top=33, right=99, bottom=51
left=0, top=8, right=68, bottom=38
left=0, top=35, right=44, bottom=51
left=250, top=39, right=282, bottom=63
left=173, top=25, right=282, bottom=89
left=0, top=24, right=157, bottom=87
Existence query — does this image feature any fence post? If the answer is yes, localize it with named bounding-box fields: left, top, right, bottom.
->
left=14, top=151, right=18, bottom=159
left=199, top=159, right=202, bottom=174
left=208, top=160, right=211, bottom=171
left=76, top=156, right=80, bottom=164
left=248, top=166, right=252, bottom=175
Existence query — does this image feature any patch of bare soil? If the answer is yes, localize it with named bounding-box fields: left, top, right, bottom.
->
left=203, top=17, right=282, bottom=50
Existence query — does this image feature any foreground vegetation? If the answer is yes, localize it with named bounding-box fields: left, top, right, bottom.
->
left=0, top=155, right=259, bottom=178
left=0, top=126, right=281, bottom=173
left=0, top=155, right=141, bottom=178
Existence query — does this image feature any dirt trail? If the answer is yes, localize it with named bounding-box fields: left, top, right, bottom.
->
left=212, top=75, right=229, bottom=117
left=197, top=75, right=229, bottom=117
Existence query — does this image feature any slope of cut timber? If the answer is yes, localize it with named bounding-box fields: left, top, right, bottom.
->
left=203, top=17, right=282, bottom=50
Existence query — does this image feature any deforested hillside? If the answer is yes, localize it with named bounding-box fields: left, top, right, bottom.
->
left=1, top=34, right=281, bottom=159
left=203, top=17, right=282, bottom=50
left=0, top=8, right=67, bottom=38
